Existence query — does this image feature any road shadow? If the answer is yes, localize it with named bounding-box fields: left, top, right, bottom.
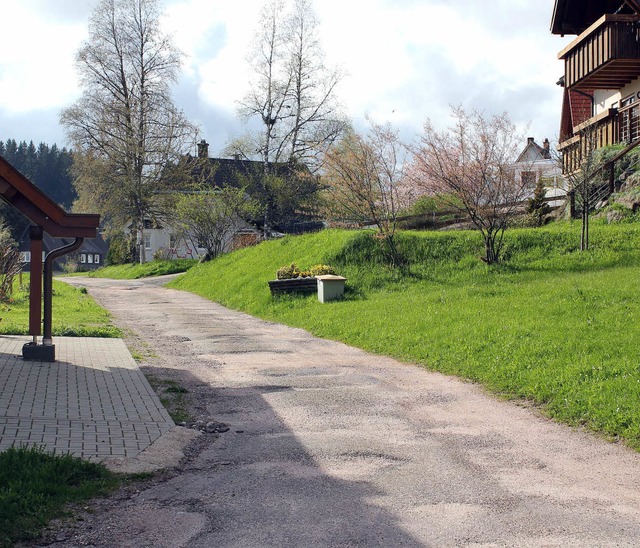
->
left=139, top=365, right=425, bottom=547
left=0, top=336, right=173, bottom=458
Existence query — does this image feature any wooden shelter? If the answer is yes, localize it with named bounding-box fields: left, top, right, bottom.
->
left=0, top=154, right=99, bottom=361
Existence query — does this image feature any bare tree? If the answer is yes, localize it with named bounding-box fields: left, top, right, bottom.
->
left=241, top=0, right=290, bottom=167
left=561, top=125, right=620, bottom=252
left=61, top=0, right=196, bottom=263
left=284, top=0, right=344, bottom=168
left=0, top=223, right=21, bottom=302
left=238, top=0, right=345, bottom=235
left=411, top=107, right=532, bottom=264
left=322, top=120, right=406, bottom=266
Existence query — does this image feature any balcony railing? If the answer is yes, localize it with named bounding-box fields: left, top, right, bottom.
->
left=619, top=101, right=640, bottom=143
left=558, top=109, right=619, bottom=173
left=559, top=14, right=640, bottom=90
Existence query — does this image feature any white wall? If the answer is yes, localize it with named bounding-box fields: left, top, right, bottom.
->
left=132, top=220, right=258, bottom=263
left=594, top=76, right=640, bottom=115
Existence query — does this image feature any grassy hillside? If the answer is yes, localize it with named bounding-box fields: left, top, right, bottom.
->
left=85, top=258, right=197, bottom=279
left=169, top=222, right=640, bottom=448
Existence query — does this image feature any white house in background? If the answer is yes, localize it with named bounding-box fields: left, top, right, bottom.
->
left=514, top=137, right=566, bottom=207
left=125, top=218, right=260, bottom=263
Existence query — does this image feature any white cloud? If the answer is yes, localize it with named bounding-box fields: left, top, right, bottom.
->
left=163, top=0, right=260, bottom=116
left=0, top=0, right=573, bottom=149
left=0, top=4, right=86, bottom=113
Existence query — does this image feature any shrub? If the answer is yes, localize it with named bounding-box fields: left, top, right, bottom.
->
left=106, top=233, right=133, bottom=265
left=276, top=263, right=337, bottom=279
left=0, top=224, right=20, bottom=302
left=310, top=264, right=336, bottom=276
left=526, top=178, right=551, bottom=227
left=153, top=247, right=172, bottom=261
left=276, top=263, right=299, bottom=280
left=62, top=259, right=79, bottom=273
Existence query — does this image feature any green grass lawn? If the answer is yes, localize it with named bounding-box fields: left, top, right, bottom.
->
left=0, top=277, right=121, bottom=338
left=169, top=221, right=640, bottom=449
left=0, top=446, right=118, bottom=547
left=83, top=258, right=197, bottom=279
left=0, top=279, right=125, bottom=545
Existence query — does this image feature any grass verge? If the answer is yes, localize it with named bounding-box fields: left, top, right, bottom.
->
left=0, top=278, right=121, bottom=337
left=0, top=445, right=119, bottom=547
left=145, top=375, right=192, bottom=424
left=168, top=221, right=640, bottom=449
left=84, top=258, right=197, bottom=279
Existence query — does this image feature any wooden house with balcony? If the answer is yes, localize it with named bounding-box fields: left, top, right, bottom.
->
left=553, top=0, right=640, bottom=178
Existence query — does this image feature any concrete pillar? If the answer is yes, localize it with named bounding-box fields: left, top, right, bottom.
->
left=317, top=275, right=346, bottom=303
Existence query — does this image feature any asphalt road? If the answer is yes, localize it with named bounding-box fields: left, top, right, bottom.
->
left=56, top=274, right=640, bottom=547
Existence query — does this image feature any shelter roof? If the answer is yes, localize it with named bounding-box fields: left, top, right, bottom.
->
left=0, top=155, right=99, bottom=238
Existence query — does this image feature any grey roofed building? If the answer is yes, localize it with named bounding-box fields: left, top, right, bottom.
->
left=17, top=228, right=109, bottom=272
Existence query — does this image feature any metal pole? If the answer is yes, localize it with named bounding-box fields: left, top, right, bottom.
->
left=42, top=238, right=84, bottom=346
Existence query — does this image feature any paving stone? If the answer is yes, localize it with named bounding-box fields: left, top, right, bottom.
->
left=0, top=336, right=174, bottom=459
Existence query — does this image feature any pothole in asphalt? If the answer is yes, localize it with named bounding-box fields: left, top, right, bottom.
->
left=254, top=385, right=293, bottom=393
left=341, top=450, right=407, bottom=463
left=168, top=335, right=191, bottom=342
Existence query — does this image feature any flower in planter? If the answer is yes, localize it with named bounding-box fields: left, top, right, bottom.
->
left=310, top=264, right=336, bottom=277
left=276, top=263, right=299, bottom=280
left=276, top=263, right=337, bottom=279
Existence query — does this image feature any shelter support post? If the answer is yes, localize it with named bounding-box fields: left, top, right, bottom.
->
left=42, top=237, right=84, bottom=347
left=28, top=226, right=43, bottom=341
left=23, top=236, right=84, bottom=362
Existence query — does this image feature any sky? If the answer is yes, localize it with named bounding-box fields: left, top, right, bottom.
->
left=0, top=0, right=574, bottom=157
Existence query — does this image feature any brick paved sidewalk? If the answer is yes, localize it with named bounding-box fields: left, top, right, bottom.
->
left=0, top=336, right=174, bottom=459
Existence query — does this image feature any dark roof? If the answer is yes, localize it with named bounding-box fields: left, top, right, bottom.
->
left=18, top=231, right=108, bottom=255
left=516, top=138, right=552, bottom=164
left=551, top=0, right=637, bottom=35
left=183, top=155, right=301, bottom=189
left=210, top=158, right=266, bottom=186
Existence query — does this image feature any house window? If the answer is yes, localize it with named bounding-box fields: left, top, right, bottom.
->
left=169, top=234, right=178, bottom=250
left=94, top=254, right=100, bottom=264
left=621, top=94, right=636, bottom=108
left=143, top=233, right=151, bottom=250
left=87, top=254, right=94, bottom=264
left=80, top=254, right=86, bottom=263
left=521, top=171, right=537, bottom=187
left=19, top=251, right=31, bottom=263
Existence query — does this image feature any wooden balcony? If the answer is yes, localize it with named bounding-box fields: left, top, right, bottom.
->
left=558, top=109, right=619, bottom=173
left=559, top=14, right=640, bottom=90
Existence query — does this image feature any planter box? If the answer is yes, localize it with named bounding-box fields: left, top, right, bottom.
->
left=268, top=277, right=317, bottom=296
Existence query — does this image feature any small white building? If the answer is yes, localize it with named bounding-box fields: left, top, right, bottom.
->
left=127, top=219, right=260, bottom=263
left=514, top=137, right=566, bottom=207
